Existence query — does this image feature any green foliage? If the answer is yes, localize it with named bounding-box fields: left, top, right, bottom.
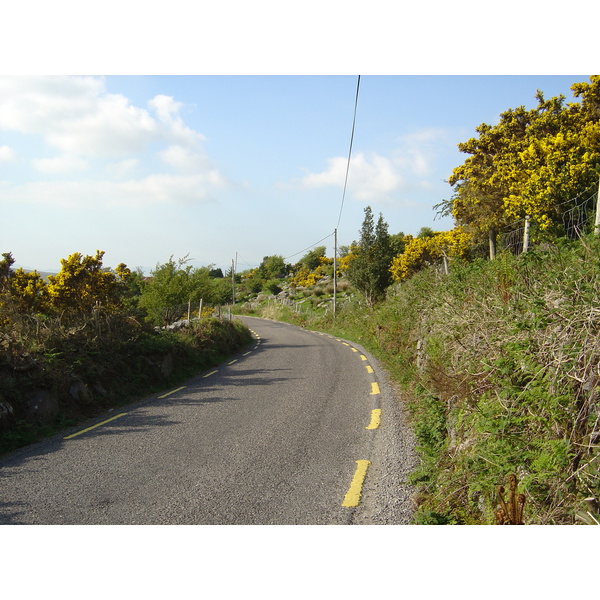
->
left=0, top=252, right=16, bottom=292
left=257, top=255, right=289, bottom=280
left=295, top=245, right=327, bottom=272
left=262, top=280, right=283, bottom=295
left=389, top=232, right=407, bottom=256
left=138, top=255, right=229, bottom=325
left=347, top=206, right=394, bottom=306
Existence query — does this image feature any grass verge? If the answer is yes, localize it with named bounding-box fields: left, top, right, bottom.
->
left=0, top=317, right=253, bottom=455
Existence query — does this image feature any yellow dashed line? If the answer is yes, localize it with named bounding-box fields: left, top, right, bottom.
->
left=243, top=351, right=251, bottom=356
left=360, top=355, right=367, bottom=361
left=203, top=370, right=218, bottom=378
left=370, top=382, right=380, bottom=395
left=342, top=460, right=371, bottom=507
left=366, top=409, right=381, bottom=430
left=228, top=359, right=238, bottom=365
left=64, top=413, right=127, bottom=440
left=365, top=365, right=374, bottom=373
left=158, top=386, right=186, bottom=399
left=351, top=347, right=358, bottom=352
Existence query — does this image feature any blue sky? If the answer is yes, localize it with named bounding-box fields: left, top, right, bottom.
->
left=0, top=74, right=590, bottom=275
left=0, top=2, right=594, bottom=275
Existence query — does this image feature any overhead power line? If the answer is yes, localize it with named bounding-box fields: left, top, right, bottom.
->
left=284, top=232, right=335, bottom=262
left=336, top=75, right=361, bottom=231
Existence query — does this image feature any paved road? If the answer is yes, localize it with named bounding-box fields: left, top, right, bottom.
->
left=0, top=316, right=416, bottom=524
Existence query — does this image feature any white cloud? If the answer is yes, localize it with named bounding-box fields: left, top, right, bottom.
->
left=300, top=152, right=404, bottom=200
left=32, top=154, right=89, bottom=173
left=158, top=144, right=210, bottom=172
left=0, top=77, right=205, bottom=161
left=0, top=76, right=230, bottom=207
left=106, top=158, right=141, bottom=179
left=1, top=172, right=228, bottom=209
left=297, top=128, right=450, bottom=202
left=120, top=173, right=226, bottom=204
left=0, top=77, right=157, bottom=157
left=0, top=145, right=15, bottom=162
left=392, top=128, right=447, bottom=177
left=148, top=94, right=205, bottom=148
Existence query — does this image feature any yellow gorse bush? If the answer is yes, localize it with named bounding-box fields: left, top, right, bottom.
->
left=390, top=228, right=472, bottom=281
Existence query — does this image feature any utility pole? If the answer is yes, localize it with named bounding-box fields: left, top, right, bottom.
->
left=231, top=258, right=236, bottom=304
left=333, top=229, right=337, bottom=317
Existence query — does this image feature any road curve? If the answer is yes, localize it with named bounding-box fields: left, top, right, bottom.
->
left=0, top=316, right=416, bottom=524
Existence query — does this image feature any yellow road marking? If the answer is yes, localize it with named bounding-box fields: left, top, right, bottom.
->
left=228, top=359, right=238, bottom=365
left=64, top=413, right=127, bottom=440
left=341, top=342, right=349, bottom=346
left=360, top=355, right=367, bottom=361
left=351, top=347, right=358, bottom=352
left=370, top=382, right=380, bottom=395
left=243, top=351, right=251, bottom=356
left=365, top=365, right=374, bottom=373
left=366, top=409, right=382, bottom=430
left=203, top=370, right=218, bottom=378
left=342, top=460, right=371, bottom=507
left=158, top=386, right=186, bottom=399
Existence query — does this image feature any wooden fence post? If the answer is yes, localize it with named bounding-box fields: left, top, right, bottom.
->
left=595, top=175, right=600, bottom=234
left=523, top=215, right=531, bottom=253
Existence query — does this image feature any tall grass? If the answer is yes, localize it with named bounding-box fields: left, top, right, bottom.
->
left=254, top=235, right=600, bottom=523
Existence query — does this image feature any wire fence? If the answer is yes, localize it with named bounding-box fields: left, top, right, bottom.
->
left=482, top=180, right=600, bottom=257
left=160, top=300, right=235, bottom=329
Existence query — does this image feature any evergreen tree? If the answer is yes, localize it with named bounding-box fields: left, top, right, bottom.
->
left=347, top=206, right=394, bottom=307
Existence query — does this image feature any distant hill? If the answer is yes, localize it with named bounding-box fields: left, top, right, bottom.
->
left=14, top=265, right=57, bottom=280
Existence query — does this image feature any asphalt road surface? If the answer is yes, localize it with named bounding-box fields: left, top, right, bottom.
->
left=0, top=316, right=417, bottom=525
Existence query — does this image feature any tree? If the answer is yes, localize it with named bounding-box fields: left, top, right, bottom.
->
left=505, top=82, right=600, bottom=232
left=8, top=268, right=49, bottom=314
left=257, top=255, right=289, bottom=280
left=347, top=206, right=394, bottom=306
left=46, top=250, right=131, bottom=320
left=445, top=77, right=600, bottom=254
left=0, top=252, right=15, bottom=292
left=390, top=227, right=472, bottom=281
left=138, top=256, right=214, bottom=325
left=0, top=253, right=50, bottom=316
left=295, top=246, right=327, bottom=272
left=417, top=227, right=435, bottom=239
left=447, top=104, right=534, bottom=253
left=389, top=232, right=407, bottom=257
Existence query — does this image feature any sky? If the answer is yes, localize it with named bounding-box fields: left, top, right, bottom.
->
left=0, top=2, right=595, bottom=280
left=1, top=74, right=590, bottom=275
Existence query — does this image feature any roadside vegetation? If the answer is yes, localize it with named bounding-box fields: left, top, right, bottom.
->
left=234, top=232, right=600, bottom=525
left=0, top=251, right=252, bottom=454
